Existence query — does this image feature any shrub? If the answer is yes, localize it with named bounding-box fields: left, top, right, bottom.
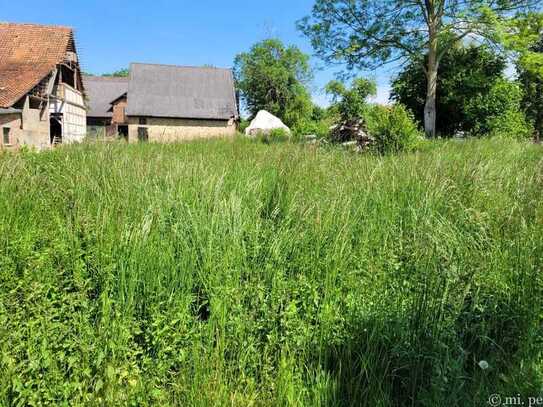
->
left=365, top=104, right=424, bottom=154
left=487, top=109, right=534, bottom=141
left=292, top=118, right=331, bottom=140
left=466, top=79, right=532, bottom=140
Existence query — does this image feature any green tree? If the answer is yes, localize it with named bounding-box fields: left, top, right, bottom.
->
left=102, top=69, right=129, bottom=78
left=466, top=79, right=533, bottom=140
left=234, top=39, right=313, bottom=128
left=325, top=78, right=376, bottom=121
left=518, top=35, right=543, bottom=140
left=299, top=0, right=540, bottom=138
left=391, top=45, right=506, bottom=136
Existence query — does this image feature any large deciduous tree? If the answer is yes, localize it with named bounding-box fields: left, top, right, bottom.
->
left=298, top=0, right=540, bottom=138
left=391, top=45, right=506, bottom=136
left=518, top=35, right=543, bottom=140
left=234, top=39, right=313, bottom=127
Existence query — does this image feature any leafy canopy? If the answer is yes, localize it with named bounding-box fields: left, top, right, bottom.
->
left=501, top=12, right=543, bottom=75
left=298, top=0, right=540, bottom=71
left=518, top=33, right=543, bottom=137
left=391, top=45, right=506, bottom=136
left=325, top=77, right=376, bottom=121
left=466, top=79, right=533, bottom=139
left=234, top=39, right=313, bottom=127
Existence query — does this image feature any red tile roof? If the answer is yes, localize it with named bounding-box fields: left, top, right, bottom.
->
left=0, top=23, right=74, bottom=108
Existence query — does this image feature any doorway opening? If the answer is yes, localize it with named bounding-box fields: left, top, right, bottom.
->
left=50, top=116, right=62, bottom=145
left=118, top=125, right=128, bottom=141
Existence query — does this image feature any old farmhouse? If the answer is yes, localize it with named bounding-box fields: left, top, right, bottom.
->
left=85, top=63, right=239, bottom=142
left=0, top=23, right=86, bottom=150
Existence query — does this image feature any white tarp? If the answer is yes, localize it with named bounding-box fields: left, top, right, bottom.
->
left=245, top=110, right=291, bottom=136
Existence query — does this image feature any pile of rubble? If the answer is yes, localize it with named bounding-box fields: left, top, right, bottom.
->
left=330, top=118, right=375, bottom=152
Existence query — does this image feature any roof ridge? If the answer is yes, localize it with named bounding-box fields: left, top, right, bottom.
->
left=0, top=22, right=72, bottom=31
left=82, top=75, right=130, bottom=81
left=130, top=62, right=232, bottom=71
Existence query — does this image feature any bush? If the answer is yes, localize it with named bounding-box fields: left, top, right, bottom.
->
left=292, top=118, right=331, bottom=140
left=487, top=109, right=533, bottom=141
left=466, top=79, right=532, bottom=140
left=365, top=104, right=424, bottom=154
left=326, top=78, right=377, bottom=122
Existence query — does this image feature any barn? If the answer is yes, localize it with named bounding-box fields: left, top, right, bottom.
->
left=0, top=23, right=86, bottom=150
left=85, top=63, right=239, bottom=142
left=82, top=75, right=129, bottom=139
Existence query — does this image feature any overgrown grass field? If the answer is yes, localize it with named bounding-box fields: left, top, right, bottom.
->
left=0, top=138, right=542, bottom=406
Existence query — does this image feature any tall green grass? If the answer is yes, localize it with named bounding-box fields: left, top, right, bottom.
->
left=0, top=138, right=542, bottom=406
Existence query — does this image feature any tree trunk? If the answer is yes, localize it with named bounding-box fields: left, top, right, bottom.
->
left=424, top=35, right=439, bottom=139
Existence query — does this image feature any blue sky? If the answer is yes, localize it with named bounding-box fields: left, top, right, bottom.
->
left=1, top=0, right=392, bottom=105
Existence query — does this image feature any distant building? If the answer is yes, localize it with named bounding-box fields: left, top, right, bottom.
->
left=0, top=23, right=86, bottom=150
left=82, top=75, right=129, bottom=138
left=85, top=63, right=239, bottom=143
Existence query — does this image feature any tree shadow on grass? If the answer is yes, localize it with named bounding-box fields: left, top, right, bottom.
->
left=317, top=317, right=434, bottom=407
left=314, top=298, right=542, bottom=407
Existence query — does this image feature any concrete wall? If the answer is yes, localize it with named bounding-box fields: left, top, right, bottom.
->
left=127, top=116, right=236, bottom=143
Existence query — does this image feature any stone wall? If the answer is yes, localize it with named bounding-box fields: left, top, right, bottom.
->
left=127, top=117, right=237, bottom=143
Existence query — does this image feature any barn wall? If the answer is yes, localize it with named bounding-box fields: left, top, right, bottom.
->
left=0, top=98, right=50, bottom=150
left=21, top=97, right=50, bottom=149
left=87, top=117, right=110, bottom=139
left=127, top=117, right=236, bottom=143
left=0, top=113, right=24, bottom=150
left=112, top=98, right=127, bottom=124
left=50, top=84, right=87, bottom=143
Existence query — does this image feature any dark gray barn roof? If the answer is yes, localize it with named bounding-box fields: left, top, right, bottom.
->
left=125, top=63, right=238, bottom=120
left=82, top=75, right=128, bottom=118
